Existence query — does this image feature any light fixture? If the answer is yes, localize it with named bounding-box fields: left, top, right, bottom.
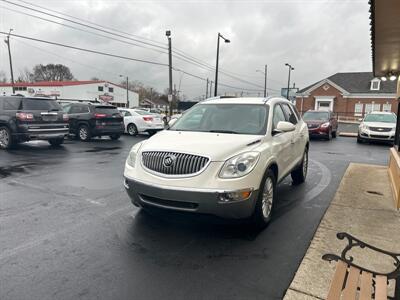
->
left=381, top=76, right=387, bottom=81
left=390, top=74, right=397, bottom=81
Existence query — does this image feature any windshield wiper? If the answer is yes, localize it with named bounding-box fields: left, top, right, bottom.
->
left=208, top=130, right=238, bottom=134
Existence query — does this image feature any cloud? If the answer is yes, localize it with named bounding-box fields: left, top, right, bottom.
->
left=0, top=0, right=372, bottom=98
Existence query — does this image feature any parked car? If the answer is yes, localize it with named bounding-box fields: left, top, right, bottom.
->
left=357, top=111, right=396, bottom=144
left=302, top=110, right=338, bottom=140
left=123, top=96, right=309, bottom=228
left=0, top=96, right=69, bottom=150
left=118, top=108, right=164, bottom=136
left=62, top=103, right=124, bottom=141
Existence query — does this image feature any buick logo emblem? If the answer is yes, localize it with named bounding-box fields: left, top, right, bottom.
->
left=163, top=155, right=176, bottom=167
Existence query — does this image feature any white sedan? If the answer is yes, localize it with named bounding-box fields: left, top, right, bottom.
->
left=118, top=108, right=164, bottom=136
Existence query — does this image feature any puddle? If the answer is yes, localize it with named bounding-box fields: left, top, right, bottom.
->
left=85, top=147, right=121, bottom=153
left=0, top=163, right=37, bottom=178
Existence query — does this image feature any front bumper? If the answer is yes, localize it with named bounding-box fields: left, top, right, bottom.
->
left=124, top=177, right=259, bottom=219
left=359, top=130, right=394, bottom=142
left=308, top=127, right=329, bottom=137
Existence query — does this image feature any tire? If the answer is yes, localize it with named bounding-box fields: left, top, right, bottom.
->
left=148, top=130, right=156, bottom=136
left=0, top=126, right=14, bottom=150
left=357, top=135, right=363, bottom=143
left=110, top=134, right=121, bottom=140
left=48, top=138, right=64, bottom=147
left=77, top=125, right=91, bottom=141
left=291, top=150, right=308, bottom=185
left=332, top=131, right=337, bottom=138
left=127, top=123, right=138, bottom=136
left=250, top=169, right=277, bottom=228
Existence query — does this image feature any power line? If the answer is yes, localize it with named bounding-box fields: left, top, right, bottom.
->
left=0, top=31, right=169, bottom=67
left=3, top=0, right=279, bottom=89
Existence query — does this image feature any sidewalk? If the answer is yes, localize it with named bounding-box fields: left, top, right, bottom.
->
left=284, top=163, right=400, bottom=299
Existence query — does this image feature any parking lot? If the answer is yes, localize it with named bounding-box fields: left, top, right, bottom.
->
left=0, top=135, right=390, bottom=300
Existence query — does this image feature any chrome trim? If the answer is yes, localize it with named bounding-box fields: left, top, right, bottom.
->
left=124, top=176, right=253, bottom=194
left=140, top=150, right=211, bottom=178
left=40, top=112, right=58, bottom=115
left=28, top=127, right=69, bottom=132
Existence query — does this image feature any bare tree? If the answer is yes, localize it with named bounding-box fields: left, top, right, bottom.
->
left=0, top=71, right=7, bottom=83
left=31, top=64, right=74, bottom=81
left=17, top=68, right=33, bottom=82
left=90, top=76, right=100, bottom=81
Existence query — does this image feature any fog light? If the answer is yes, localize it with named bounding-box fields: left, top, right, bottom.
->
left=218, top=189, right=252, bottom=203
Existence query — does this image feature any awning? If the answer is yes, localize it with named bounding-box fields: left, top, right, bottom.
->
left=370, top=0, right=400, bottom=77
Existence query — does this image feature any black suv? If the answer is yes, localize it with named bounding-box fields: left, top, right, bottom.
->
left=0, top=96, right=69, bottom=150
left=62, top=103, right=124, bottom=141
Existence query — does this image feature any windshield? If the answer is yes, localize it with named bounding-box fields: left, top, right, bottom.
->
left=364, top=113, right=396, bottom=123
left=303, top=111, right=329, bottom=121
left=170, top=103, right=269, bottom=135
left=94, top=106, right=119, bottom=115
left=22, top=98, right=62, bottom=111
left=134, top=110, right=151, bottom=115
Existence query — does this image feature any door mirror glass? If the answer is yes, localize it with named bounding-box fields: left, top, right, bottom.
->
left=275, top=121, right=296, bottom=133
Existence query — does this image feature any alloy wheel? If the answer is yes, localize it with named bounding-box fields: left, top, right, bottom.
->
left=262, top=177, right=274, bottom=219
left=128, top=124, right=137, bottom=136
left=79, top=127, right=88, bottom=140
left=0, top=128, right=10, bottom=148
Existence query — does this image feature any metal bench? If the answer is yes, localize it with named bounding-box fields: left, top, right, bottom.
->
left=322, top=232, right=400, bottom=300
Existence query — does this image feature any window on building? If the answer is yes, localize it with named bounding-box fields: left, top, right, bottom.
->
left=354, top=103, right=363, bottom=116
left=370, top=79, right=380, bottom=91
left=108, top=87, right=114, bottom=93
left=372, top=103, right=381, bottom=112
left=365, top=104, right=373, bottom=114
left=383, top=103, right=392, bottom=112
left=98, top=86, right=104, bottom=92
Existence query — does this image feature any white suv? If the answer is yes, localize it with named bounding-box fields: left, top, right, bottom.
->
left=124, top=97, right=309, bottom=227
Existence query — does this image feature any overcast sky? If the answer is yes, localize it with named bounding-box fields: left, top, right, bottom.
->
left=0, top=0, right=371, bottom=99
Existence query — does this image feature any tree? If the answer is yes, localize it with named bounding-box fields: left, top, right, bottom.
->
left=90, top=76, right=100, bottom=81
left=31, top=64, right=74, bottom=81
left=0, top=71, right=7, bottom=83
left=17, top=68, right=34, bottom=82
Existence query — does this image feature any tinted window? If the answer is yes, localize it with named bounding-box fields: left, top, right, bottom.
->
left=291, top=104, right=301, bottom=120
left=281, top=103, right=298, bottom=124
left=94, top=106, right=119, bottom=115
left=273, top=104, right=286, bottom=129
left=108, top=87, right=114, bottom=93
left=134, top=110, right=151, bottom=116
left=3, top=98, right=22, bottom=110
left=22, top=98, right=61, bottom=111
left=171, top=104, right=269, bottom=135
left=303, top=111, right=329, bottom=121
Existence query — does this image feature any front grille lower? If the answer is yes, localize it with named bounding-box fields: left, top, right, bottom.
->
left=139, top=194, right=198, bottom=210
left=370, top=134, right=390, bottom=139
left=369, top=127, right=392, bottom=132
left=141, top=151, right=209, bottom=175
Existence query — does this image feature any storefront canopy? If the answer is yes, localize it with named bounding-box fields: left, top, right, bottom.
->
left=370, top=0, right=400, bottom=77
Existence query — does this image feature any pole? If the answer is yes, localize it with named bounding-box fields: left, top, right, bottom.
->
left=5, top=30, right=15, bottom=94
left=286, top=67, right=291, bottom=100
left=214, top=33, right=220, bottom=96
left=206, top=78, right=209, bottom=98
left=166, top=30, right=173, bottom=116
left=264, top=64, right=267, bottom=97
left=126, top=76, right=129, bottom=107
left=209, top=81, right=213, bottom=97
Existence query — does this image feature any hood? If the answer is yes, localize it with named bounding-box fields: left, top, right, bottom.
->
left=363, top=122, right=396, bottom=129
left=140, top=130, right=263, bottom=161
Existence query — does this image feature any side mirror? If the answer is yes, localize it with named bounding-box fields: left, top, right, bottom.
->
left=273, top=121, right=296, bottom=134
left=168, top=118, right=177, bottom=127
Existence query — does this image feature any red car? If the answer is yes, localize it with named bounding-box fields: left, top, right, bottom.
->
left=302, top=110, right=338, bottom=140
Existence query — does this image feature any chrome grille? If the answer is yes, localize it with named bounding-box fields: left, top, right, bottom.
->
left=369, top=127, right=391, bottom=132
left=141, top=151, right=209, bottom=175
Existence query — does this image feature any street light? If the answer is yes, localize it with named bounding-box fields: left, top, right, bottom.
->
left=214, top=32, right=230, bottom=96
left=256, top=64, right=267, bottom=97
left=119, top=75, right=129, bottom=107
left=285, top=63, right=294, bottom=100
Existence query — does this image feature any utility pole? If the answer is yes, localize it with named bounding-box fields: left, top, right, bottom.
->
left=4, top=29, right=15, bottom=94
left=209, top=81, right=213, bottom=97
left=126, top=76, right=129, bottom=107
left=264, top=64, right=267, bottom=97
left=285, top=63, right=294, bottom=100
left=206, top=78, right=209, bottom=98
left=166, top=30, right=173, bottom=116
left=214, top=33, right=230, bottom=96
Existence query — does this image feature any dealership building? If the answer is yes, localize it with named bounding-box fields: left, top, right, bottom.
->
left=0, top=80, right=139, bottom=108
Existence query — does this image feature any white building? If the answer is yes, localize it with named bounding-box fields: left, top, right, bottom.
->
left=0, top=80, right=139, bottom=108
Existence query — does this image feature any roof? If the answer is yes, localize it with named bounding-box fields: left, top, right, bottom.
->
left=0, top=80, right=106, bottom=87
left=298, top=72, right=397, bottom=94
left=203, top=96, right=285, bottom=105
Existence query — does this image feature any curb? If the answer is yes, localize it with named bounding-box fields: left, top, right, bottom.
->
left=338, top=132, right=357, bottom=137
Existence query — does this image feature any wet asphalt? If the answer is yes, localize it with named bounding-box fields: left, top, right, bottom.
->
left=0, top=135, right=390, bottom=300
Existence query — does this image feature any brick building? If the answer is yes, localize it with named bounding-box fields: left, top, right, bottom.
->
left=295, top=72, right=398, bottom=120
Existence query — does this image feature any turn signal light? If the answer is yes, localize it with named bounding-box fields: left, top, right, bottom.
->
left=218, top=189, right=253, bottom=203
left=16, top=112, right=34, bottom=121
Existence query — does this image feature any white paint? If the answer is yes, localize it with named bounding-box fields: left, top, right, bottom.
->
left=314, top=96, right=334, bottom=111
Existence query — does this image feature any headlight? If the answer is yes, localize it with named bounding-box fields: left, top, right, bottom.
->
left=359, top=124, right=368, bottom=131
left=219, top=152, right=260, bottom=178
left=320, top=122, right=330, bottom=128
left=126, top=142, right=144, bottom=168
